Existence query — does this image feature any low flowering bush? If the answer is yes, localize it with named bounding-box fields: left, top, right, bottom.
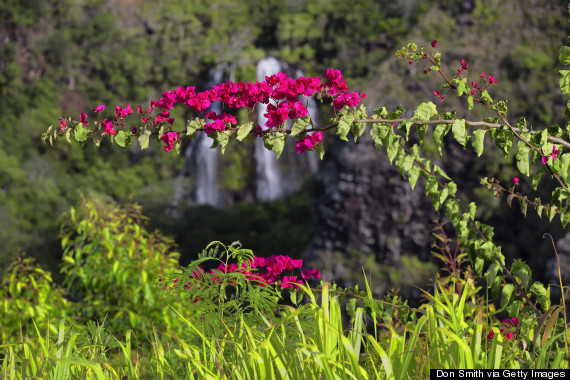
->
left=158, top=241, right=321, bottom=314
left=487, top=317, right=519, bottom=341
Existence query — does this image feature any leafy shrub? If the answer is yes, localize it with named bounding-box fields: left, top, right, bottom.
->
left=0, top=254, right=71, bottom=342
left=58, top=198, right=186, bottom=338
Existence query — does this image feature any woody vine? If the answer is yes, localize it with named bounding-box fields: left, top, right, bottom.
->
left=44, top=41, right=570, bottom=321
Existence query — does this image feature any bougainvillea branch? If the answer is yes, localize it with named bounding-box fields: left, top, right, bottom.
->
left=44, top=40, right=570, bottom=318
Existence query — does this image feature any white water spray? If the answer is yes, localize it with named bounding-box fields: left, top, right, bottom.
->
left=255, top=57, right=284, bottom=201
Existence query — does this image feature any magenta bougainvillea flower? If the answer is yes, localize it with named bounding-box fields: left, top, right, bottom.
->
left=301, top=268, right=321, bottom=280
left=487, top=317, right=519, bottom=341
left=58, top=118, right=67, bottom=130
left=101, top=118, right=116, bottom=135
left=159, top=253, right=320, bottom=295
left=295, top=132, right=323, bottom=154
left=80, top=112, right=88, bottom=126
left=431, top=40, right=438, bottom=48
left=93, top=104, right=105, bottom=113
left=160, top=131, right=179, bottom=152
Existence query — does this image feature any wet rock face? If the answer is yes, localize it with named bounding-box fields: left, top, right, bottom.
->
left=305, top=134, right=436, bottom=276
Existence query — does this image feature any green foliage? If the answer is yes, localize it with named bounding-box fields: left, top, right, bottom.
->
left=58, top=198, right=186, bottom=338
left=0, top=254, right=71, bottom=343
left=2, top=270, right=568, bottom=378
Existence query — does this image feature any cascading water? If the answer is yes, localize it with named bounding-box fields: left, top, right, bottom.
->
left=255, top=59, right=321, bottom=201
left=255, top=57, right=285, bottom=201
left=175, top=68, right=224, bottom=206
left=175, top=60, right=321, bottom=207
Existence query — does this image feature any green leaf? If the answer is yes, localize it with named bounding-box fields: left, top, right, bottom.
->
left=346, top=298, right=357, bottom=319
left=236, top=122, right=254, bottom=141
left=433, top=124, right=451, bottom=155
left=485, top=262, right=501, bottom=289
left=551, top=188, right=568, bottom=208
left=467, top=95, right=474, bottom=110
left=511, top=261, right=532, bottom=289
left=138, top=129, right=151, bottom=149
left=479, top=241, right=496, bottom=261
left=397, top=120, right=413, bottom=141
left=494, top=127, right=513, bottom=159
left=386, top=135, right=400, bottom=164
left=452, top=119, right=467, bottom=148
left=187, top=118, right=201, bottom=136
left=92, top=129, right=104, bottom=146
left=417, top=124, right=428, bottom=146
left=472, top=129, right=486, bottom=157
left=530, top=281, right=548, bottom=310
left=507, top=193, right=515, bottom=207
left=218, top=131, right=231, bottom=154
left=445, top=199, right=459, bottom=220
left=425, top=175, right=439, bottom=197
left=456, top=79, right=467, bottom=96
left=314, top=142, right=325, bottom=160
left=548, top=205, right=558, bottom=222
left=532, top=170, right=545, bottom=190
left=434, top=165, right=450, bottom=181
left=439, top=186, right=449, bottom=207
left=480, top=90, right=493, bottom=104
left=388, top=104, right=405, bottom=119
left=468, top=202, right=477, bottom=219
left=370, top=123, right=390, bottom=146
left=264, top=132, right=287, bottom=159
left=408, top=166, right=420, bottom=191
left=373, top=107, right=388, bottom=118
left=561, top=209, right=570, bottom=228
left=337, top=113, right=355, bottom=141
left=500, top=283, right=515, bottom=310
left=516, top=139, right=530, bottom=176
left=537, top=204, right=544, bottom=219
left=291, top=116, right=311, bottom=137
left=560, top=46, right=570, bottom=65
left=560, top=70, right=570, bottom=97
left=352, top=122, right=366, bottom=142
left=521, top=196, right=528, bottom=217
left=560, top=154, right=570, bottom=183
left=74, top=123, right=89, bottom=142
left=116, top=131, right=131, bottom=148
left=474, top=257, right=485, bottom=277
left=412, top=102, right=437, bottom=121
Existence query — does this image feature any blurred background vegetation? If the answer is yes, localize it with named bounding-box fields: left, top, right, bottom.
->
left=0, top=0, right=568, bottom=295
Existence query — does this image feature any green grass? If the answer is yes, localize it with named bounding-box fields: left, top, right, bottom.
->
left=2, top=278, right=568, bottom=379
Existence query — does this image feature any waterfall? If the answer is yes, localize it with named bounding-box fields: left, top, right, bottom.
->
left=255, top=57, right=284, bottom=201
left=175, top=68, right=224, bottom=207
left=174, top=60, right=321, bottom=207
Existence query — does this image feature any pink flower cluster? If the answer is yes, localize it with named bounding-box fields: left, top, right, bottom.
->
left=58, top=118, right=67, bottom=130
left=457, top=59, right=468, bottom=74
left=487, top=317, right=519, bottom=341
left=146, top=69, right=359, bottom=133
left=480, top=72, right=498, bottom=85
left=102, top=118, right=116, bottom=135
left=296, top=132, right=323, bottom=154
left=204, top=111, right=237, bottom=135
left=158, top=255, right=321, bottom=293
left=60, top=68, right=365, bottom=155
left=160, top=131, right=180, bottom=152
